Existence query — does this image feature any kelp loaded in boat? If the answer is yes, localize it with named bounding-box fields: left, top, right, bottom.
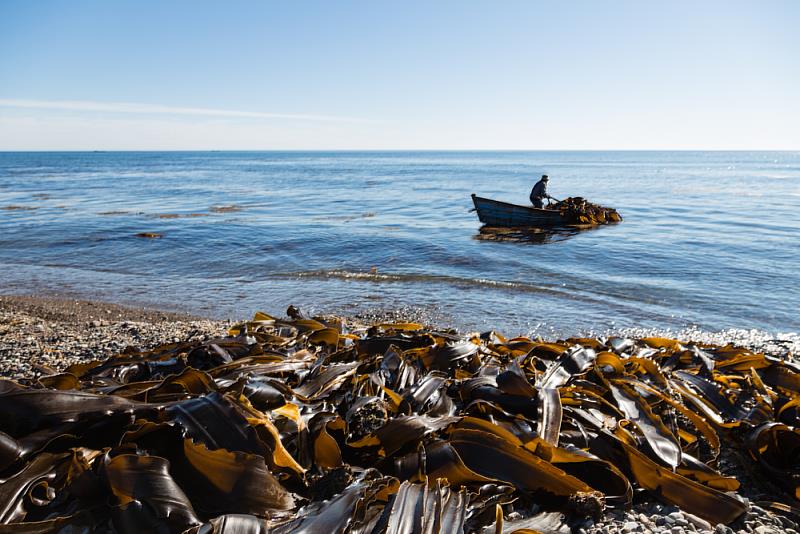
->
left=0, top=308, right=798, bottom=532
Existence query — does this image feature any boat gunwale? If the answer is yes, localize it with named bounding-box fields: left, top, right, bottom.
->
left=470, top=193, right=562, bottom=215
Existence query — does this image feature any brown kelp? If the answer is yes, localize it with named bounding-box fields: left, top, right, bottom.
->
left=0, top=310, right=798, bottom=532
left=551, top=197, right=622, bottom=225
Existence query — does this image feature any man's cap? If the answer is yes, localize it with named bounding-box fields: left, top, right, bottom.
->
left=542, top=175, right=549, bottom=180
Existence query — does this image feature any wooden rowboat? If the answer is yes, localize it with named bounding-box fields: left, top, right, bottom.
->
left=471, top=194, right=567, bottom=227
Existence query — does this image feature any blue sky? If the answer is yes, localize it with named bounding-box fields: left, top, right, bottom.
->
left=0, top=1, right=798, bottom=150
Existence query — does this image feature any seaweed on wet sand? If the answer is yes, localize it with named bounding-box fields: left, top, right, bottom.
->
left=1, top=308, right=799, bottom=533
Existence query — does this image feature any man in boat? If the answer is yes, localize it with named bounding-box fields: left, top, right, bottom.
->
left=529, top=174, right=553, bottom=208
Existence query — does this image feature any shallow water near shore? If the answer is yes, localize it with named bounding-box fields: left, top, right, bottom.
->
left=1, top=151, right=798, bottom=338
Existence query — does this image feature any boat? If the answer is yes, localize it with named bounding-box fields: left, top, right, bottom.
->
left=471, top=194, right=567, bottom=227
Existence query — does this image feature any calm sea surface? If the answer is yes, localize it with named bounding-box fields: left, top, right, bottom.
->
left=1, top=151, right=798, bottom=337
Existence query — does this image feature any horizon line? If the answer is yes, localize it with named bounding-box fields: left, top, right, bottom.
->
left=0, top=148, right=798, bottom=153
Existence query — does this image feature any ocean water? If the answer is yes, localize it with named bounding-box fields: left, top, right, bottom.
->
left=1, top=151, right=798, bottom=338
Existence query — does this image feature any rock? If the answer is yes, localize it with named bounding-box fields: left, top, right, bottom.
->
left=684, top=513, right=712, bottom=531
left=569, top=491, right=604, bottom=520
left=671, top=526, right=685, bottom=534
left=622, top=521, right=639, bottom=532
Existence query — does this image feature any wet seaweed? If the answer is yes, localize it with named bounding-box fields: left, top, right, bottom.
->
left=551, top=197, right=622, bottom=225
left=0, top=307, right=798, bottom=532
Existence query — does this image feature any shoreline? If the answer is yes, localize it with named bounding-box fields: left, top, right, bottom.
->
left=0, top=294, right=217, bottom=324
left=0, top=294, right=444, bottom=378
left=2, top=293, right=796, bottom=378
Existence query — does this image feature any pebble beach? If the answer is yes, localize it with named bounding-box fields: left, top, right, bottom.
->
left=0, top=295, right=226, bottom=379
left=1, top=294, right=798, bottom=533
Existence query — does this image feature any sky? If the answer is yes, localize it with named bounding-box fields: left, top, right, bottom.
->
left=0, top=1, right=798, bottom=150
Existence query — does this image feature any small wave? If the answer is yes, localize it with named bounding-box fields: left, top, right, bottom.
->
left=278, top=269, right=669, bottom=313
left=149, top=213, right=210, bottom=219
left=98, top=210, right=132, bottom=216
left=315, top=212, right=376, bottom=222
left=281, top=269, right=560, bottom=293
left=209, top=204, right=243, bottom=213
left=1, top=205, right=38, bottom=211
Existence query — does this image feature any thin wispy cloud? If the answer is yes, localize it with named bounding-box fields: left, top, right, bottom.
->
left=0, top=99, right=376, bottom=124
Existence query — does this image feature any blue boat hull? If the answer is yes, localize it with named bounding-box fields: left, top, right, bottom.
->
left=471, top=194, right=566, bottom=227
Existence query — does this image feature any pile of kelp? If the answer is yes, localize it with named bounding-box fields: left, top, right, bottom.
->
left=552, top=197, right=622, bottom=225
left=1, top=309, right=799, bottom=533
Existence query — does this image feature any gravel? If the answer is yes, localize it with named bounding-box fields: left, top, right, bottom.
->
left=0, top=295, right=228, bottom=379
left=611, top=325, right=799, bottom=359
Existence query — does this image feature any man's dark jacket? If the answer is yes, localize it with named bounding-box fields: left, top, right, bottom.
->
left=530, top=179, right=548, bottom=204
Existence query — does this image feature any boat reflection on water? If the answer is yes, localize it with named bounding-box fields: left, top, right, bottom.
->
left=474, top=224, right=598, bottom=244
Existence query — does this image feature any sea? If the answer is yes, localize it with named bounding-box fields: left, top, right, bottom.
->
left=1, top=151, right=798, bottom=340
